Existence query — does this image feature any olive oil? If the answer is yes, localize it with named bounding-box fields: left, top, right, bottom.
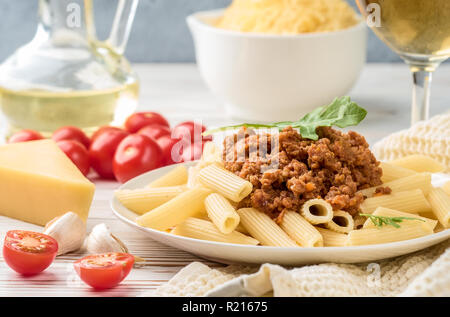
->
left=0, top=81, right=138, bottom=137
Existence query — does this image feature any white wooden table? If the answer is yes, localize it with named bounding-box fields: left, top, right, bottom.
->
left=0, top=63, right=449, bottom=297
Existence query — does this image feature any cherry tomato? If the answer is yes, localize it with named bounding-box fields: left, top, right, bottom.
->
left=52, top=126, right=91, bottom=149
left=137, top=124, right=171, bottom=141
left=74, top=253, right=134, bottom=289
left=172, top=121, right=212, bottom=143
left=89, top=129, right=129, bottom=179
left=181, top=142, right=205, bottom=162
left=124, top=112, right=170, bottom=133
left=113, top=134, right=163, bottom=183
left=156, top=135, right=185, bottom=166
left=91, top=126, right=124, bottom=143
left=8, top=130, right=44, bottom=143
left=57, top=140, right=91, bottom=176
left=3, top=230, right=58, bottom=276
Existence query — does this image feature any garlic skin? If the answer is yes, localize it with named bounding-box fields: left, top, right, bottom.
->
left=43, top=212, right=86, bottom=256
left=84, top=223, right=128, bottom=254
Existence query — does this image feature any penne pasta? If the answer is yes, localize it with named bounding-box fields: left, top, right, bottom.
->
left=316, top=227, right=348, bottom=247
left=136, top=187, right=211, bottom=231
left=360, top=189, right=432, bottom=214
left=279, top=211, right=323, bottom=247
left=346, top=224, right=433, bottom=246
left=235, top=222, right=250, bottom=235
left=187, top=166, right=201, bottom=188
left=427, top=188, right=450, bottom=229
left=115, top=186, right=186, bottom=214
left=389, top=155, right=445, bottom=173
left=198, top=163, right=253, bottom=202
left=380, top=162, right=416, bottom=183
left=358, top=173, right=432, bottom=198
left=204, top=193, right=240, bottom=234
left=200, top=142, right=224, bottom=167
left=325, top=210, right=354, bottom=234
left=237, top=208, right=298, bottom=247
left=300, top=199, right=334, bottom=225
left=443, top=181, right=450, bottom=196
left=146, top=165, right=188, bottom=188
left=362, top=207, right=438, bottom=231
left=353, top=215, right=367, bottom=230
left=172, top=217, right=259, bottom=245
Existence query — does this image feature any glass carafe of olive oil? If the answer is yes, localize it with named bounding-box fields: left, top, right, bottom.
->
left=0, top=0, right=139, bottom=137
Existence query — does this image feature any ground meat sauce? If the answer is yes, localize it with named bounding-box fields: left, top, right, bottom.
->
left=223, top=126, right=383, bottom=223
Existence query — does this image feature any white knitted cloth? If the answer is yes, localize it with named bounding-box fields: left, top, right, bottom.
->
left=373, top=113, right=450, bottom=172
left=145, top=239, right=449, bottom=297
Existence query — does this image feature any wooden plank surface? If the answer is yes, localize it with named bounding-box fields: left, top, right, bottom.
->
left=0, top=63, right=449, bottom=297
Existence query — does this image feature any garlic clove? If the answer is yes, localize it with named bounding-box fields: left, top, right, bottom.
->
left=84, top=223, right=145, bottom=267
left=85, top=223, right=128, bottom=254
left=43, top=212, right=86, bottom=256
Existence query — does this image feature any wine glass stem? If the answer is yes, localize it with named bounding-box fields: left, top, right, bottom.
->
left=410, top=68, right=433, bottom=124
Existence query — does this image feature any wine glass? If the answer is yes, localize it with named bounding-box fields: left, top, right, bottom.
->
left=356, top=0, right=450, bottom=124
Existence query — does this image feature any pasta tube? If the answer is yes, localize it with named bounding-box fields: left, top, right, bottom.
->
left=300, top=199, right=334, bottom=225
left=198, top=164, right=253, bottom=202
left=115, top=186, right=186, bottom=214
left=427, top=188, right=450, bottom=229
left=346, top=224, right=433, bottom=246
left=360, top=189, right=432, bottom=214
left=147, top=165, right=188, bottom=188
left=204, top=193, right=240, bottom=234
left=279, top=211, right=323, bottom=247
left=353, top=215, right=366, bottom=230
left=443, top=181, right=450, bottom=196
left=136, top=187, right=211, bottom=231
left=362, top=207, right=438, bottom=231
left=380, top=162, right=416, bottom=183
left=172, top=217, right=259, bottom=245
left=358, top=173, right=432, bottom=198
left=237, top=208, right=297, bottom=247
left=324, top=210, right=354, bottom=234
left=316, top=227, right=348, bottom=247
left=389, top=155, right=445, bottom=173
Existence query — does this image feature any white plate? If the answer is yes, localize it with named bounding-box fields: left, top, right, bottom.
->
left=111, top=162, right=450, bottom=265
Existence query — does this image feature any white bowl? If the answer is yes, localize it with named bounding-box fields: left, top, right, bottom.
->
left=111, top=162, right=450, bottom=266
left=187, top=9, right=367, bottom=122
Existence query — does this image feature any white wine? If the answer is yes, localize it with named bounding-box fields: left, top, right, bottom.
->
left=0, top=81, right=138, bottom=137
left=358, top=0, right=450, bottom=60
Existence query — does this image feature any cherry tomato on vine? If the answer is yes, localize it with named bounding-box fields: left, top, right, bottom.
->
left=181, top=141, right=205, bottom=162
left=172, top=121, right=212, bottom=143
left=56, top=140, right=91, bottom=176
left=113, top=134, right=163, bottom=183
left=52, top=126, right=91, bottom=149
left=3, top=230, right=58, bottom=276
left=124, top=112, right=169, bottom=133
left=156, top=135, right=183, bottom=166
left=8, top=130, right=44, bottom=143
left=137, top=124, right=171, bottom=141
left=89, top=129, right=129, bottom=179
left=73, top=253, right=134, bottom=289
left=91, top=126, right=124, bottom=143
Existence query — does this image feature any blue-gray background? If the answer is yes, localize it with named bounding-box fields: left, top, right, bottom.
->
left=0, top=0, right=402, bottom=63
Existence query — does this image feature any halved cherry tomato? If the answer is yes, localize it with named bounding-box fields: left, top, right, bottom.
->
left=91, top=126, right=124, bottom=143
left=181, top=141, right=205, bottom=162
left=113, top=134, right=163, bottom=183
left=52, top=126, right=91, bottom=149
left=74, top=253, right=134, bottom=289
left=8, top=130, right=44, bottom=143
left=124, top=112, right=170, bottom=133
left=89, top=129, right=129, bottom=179
left=172, top=121, right=212, bottom=143
left=57, top=140, right=91, bottom=176
left=156, top=135, right=183, bottom=166
left=137, top=124, right=171, bottom=141
left=3, top=230, right=58, bottom=276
